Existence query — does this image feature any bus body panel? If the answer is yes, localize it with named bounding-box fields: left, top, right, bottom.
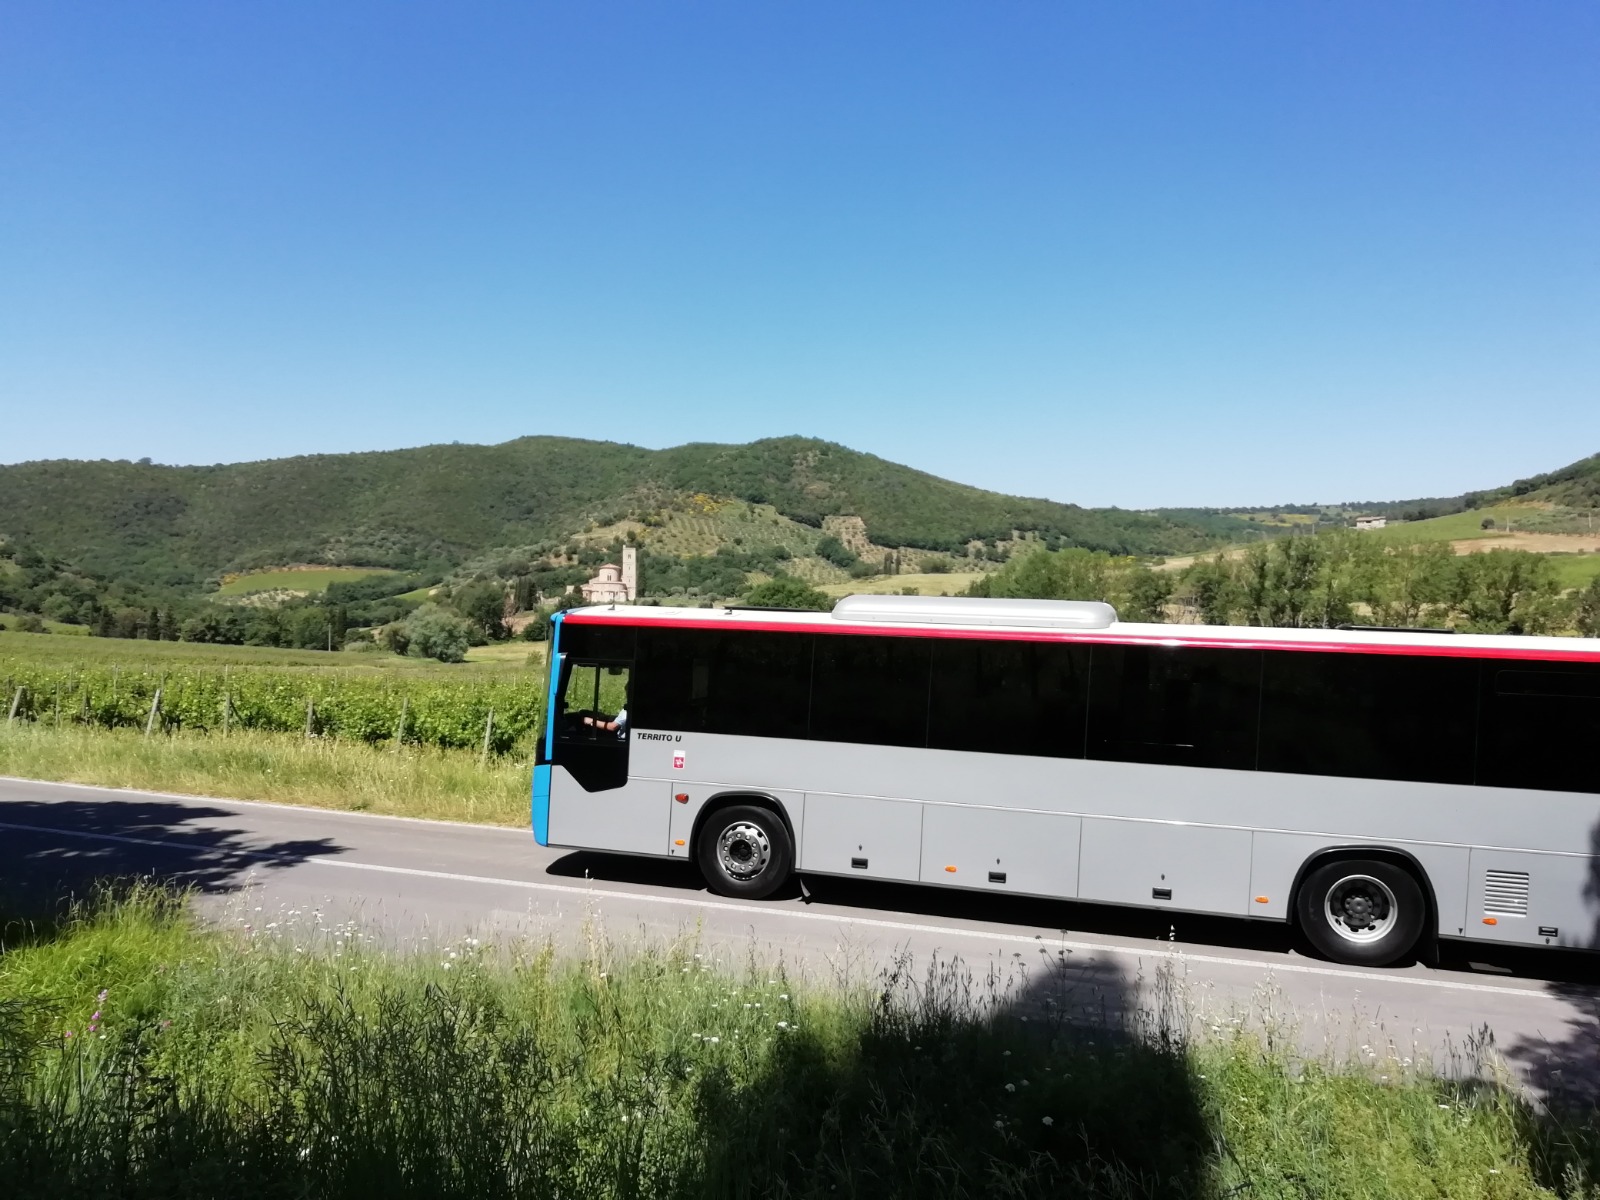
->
left=801, top=793, right=923, bottom=881
left=918, top=804, right=1082, bottom=896
left=1079, top=818, right=1253, bottom=915
left=544, top=726, right=1600, bottom=948
left=1465, top=847, right=1594, bottom=948
left=546, top=765, right=670, bottom=856
left=614, top=729, right=1599, bottom=860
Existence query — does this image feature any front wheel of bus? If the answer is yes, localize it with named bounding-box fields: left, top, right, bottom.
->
left=697, top=804, right=793, bottom=900
left=1296, top=858, right=1426, bottom=967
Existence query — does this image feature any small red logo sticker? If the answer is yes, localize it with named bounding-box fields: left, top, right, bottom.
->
left=673, top=751, right=685, bottom=770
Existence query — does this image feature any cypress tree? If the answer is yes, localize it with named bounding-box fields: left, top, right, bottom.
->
left=146, top=607, right=161, bottom=640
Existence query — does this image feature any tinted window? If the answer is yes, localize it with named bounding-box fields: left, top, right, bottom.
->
left=631, top=628, right=812, bottom=739
left=1477, top=661, right=1600, bottom=794
left=1087, top=646, right=1261, bottom=770
left=928, top=639, right=1091, bottom=758
left=809, top=635, right=932, bottom=748
left=1258, top=651, right=1477, bottom=785
left=559, top=621, right=636, bottom=662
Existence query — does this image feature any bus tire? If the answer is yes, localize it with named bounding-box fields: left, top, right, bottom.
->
left=1296, top=857, right=1426, bottom=967
left=697, top=804, right=793, bottom=900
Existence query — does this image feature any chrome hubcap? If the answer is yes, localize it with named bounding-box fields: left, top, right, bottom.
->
left=717, top=821, right=771, bottom=880
left=1323, top=874, right=1399, bottom=944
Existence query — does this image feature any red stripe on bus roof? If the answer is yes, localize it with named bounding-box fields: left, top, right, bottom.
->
left=561, top=611, right=1600, bottom=664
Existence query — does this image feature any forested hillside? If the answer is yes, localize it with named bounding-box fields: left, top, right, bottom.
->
left=1329, top=451, right=1600, bottom=521
left=0, top=436, right=1253, bottom=585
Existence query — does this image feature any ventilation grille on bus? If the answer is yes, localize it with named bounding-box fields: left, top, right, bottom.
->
left=1484, top=870, right=1530, bottom=918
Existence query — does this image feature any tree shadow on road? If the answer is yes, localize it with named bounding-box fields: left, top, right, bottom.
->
left=1501, top=817, right=1600, bottom=1112
left=0, top=795, right=345, bottom=946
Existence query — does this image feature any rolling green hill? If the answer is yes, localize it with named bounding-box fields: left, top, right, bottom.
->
left=0, top=436, right=1256, bottom=587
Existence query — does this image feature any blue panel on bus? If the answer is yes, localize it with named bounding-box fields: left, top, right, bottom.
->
left=532, top=763, right=551, bottom=845
left=531, top=611, right=565, bottom=845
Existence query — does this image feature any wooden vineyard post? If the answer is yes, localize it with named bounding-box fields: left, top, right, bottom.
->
left=480, top=709, right=495, bottom=767
left=144, top=688, right=163, bottom=739
left=54, top=682, right=61, bottom=729
left=222, top=692, right=232, bottom=736
left=305, top=698, right=315, bottom=739
left=7, top=687, right=23, bottom=725
left=393, top=697, right=409, bottom=752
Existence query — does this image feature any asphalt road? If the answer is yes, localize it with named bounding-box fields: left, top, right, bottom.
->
left=3, top=775, right=1597, bottom=1100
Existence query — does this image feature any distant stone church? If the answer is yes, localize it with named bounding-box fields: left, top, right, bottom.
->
left=578, top=545, right=639, bottom=604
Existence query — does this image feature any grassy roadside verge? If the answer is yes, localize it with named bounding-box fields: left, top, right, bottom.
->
left=0, top=723, right=528, bottom=825
left=1, top=888, right=1596, bottom=1198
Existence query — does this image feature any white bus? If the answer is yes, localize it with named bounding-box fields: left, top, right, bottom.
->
left=532, top=595, right=1600, bottom=966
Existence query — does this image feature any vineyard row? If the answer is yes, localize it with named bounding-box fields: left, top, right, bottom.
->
left=0, top=665, right=544, bottom=755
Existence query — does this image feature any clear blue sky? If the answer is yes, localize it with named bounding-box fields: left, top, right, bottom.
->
left=2, top=2, right=1595, bottom=508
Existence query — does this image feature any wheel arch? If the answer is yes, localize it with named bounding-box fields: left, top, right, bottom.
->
left=690, top=790, right=798, bottom=856
left=1288, top=844, right=1440, bottom=945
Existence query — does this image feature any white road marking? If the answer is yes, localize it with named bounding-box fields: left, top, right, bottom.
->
left=0, top=817, right=1567, bottom=1000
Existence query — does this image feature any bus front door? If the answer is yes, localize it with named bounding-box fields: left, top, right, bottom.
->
left=547, top=660, right=669, bottom=855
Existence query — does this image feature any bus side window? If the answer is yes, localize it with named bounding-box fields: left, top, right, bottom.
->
left=631, top=629, right=812, bottom=739
left=928, top=639, right=1090, bottom=758
left=1258, top=651, right=1476, bottom=785
left=1087, top=646, right=1260, bottom=770
left=809, top=635, right=932, bottom=748
left=1478, top=663, right=1600, bottom=794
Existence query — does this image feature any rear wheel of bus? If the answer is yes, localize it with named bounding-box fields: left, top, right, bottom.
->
left=1296, top=857, right=1427, bottom=967
left=697, top=804, right=793, bottom=900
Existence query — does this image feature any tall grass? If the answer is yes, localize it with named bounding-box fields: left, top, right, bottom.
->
left=0, top=723, right=529, bottom=825
left=1, top=887, right=1596, bottom=1198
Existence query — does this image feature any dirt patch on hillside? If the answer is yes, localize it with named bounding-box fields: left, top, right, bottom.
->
left=1451, top=533, right=1600, bottom=555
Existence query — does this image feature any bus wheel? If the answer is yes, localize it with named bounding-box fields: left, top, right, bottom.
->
left=1296, top=858, right=1426, bottom=967
left=697, top=804, right=793, bottom=900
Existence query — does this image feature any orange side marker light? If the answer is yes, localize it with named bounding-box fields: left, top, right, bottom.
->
left=674, top=839, right=686, bottom=847
left=944, top=865, right=958, bottom=873
left=1254, top=896, right=1270, bottom=904
left=1482, top=917, right=1498, bottom=926
left=674, top=793, right=689, bottom=804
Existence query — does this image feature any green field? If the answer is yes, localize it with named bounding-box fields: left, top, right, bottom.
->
left=1368, top=505, right=1598, bottom=545
left=215, top=566, right=406, bottom=597
left=818, top=570, right=988, bottom=597
left=1550, top=553, right=1600, bottom=590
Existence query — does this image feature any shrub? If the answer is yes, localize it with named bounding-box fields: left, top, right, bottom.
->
left=741, top=576, right=833, bottom=611
left=403, top=604, right=472, bottom=663
left=815, top=536, right=858, bottom=568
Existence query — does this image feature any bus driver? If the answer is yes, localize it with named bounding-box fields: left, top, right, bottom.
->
left=582, top=707, right=628, bottom=736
